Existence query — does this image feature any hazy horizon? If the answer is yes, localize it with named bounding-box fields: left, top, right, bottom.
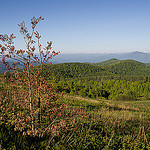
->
left=59, top=51, right=150, bottom=54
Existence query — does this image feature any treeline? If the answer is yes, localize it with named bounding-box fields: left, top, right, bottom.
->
left=54, top=79, right=150, bottom=100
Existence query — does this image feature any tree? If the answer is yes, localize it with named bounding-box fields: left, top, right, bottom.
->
left=0, top=17, right=81, bottom=138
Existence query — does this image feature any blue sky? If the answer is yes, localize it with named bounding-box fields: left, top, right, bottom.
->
left=1, top=0, right=150, bottom=54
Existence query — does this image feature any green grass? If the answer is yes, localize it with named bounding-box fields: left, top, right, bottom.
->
left=1, top=94, right=150, bottom=149
left=58, top=95, right=150, bottom=149
left=105, top=99, right=150, bottom=112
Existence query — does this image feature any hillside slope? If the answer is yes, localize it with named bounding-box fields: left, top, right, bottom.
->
left=105, top=59, right=150, bottom=76
left=43, top=60, right=150, bottom=80
left=44, top=62, right=113, bottom=79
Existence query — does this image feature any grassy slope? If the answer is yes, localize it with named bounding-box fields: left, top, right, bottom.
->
left=61, top=94, right=150, bottom=113
left=59, top=94, right=150, bottom=149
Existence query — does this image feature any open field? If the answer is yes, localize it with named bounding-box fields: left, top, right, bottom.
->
left=1, top=89, right=150, bottom=149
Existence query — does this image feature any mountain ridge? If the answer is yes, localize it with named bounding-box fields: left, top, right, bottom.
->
left=50, top=51, right=150, bottom=64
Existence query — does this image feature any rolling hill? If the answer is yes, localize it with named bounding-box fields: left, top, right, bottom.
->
left=42, top=59, right=150, bottom=80
left=43, top=62, right=113, bottom=80
left=104, top=59, right=150, bottom=76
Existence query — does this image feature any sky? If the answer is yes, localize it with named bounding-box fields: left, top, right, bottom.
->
left=1, top=0, right=150, bottom=54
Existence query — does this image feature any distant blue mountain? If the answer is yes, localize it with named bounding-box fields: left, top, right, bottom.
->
left=51, top=51, right=150, bottom=63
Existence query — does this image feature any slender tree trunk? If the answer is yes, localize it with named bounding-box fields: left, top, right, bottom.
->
left=27, top=63, right=35, bottom=136
left=38, top=94, right=41, bottom=126
left=38, top=39, right=42, bottom=130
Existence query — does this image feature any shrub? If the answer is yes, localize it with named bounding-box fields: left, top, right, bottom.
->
left=114, top=90, right=137, bottom=101
left=0, top=17, right=83, bottom=140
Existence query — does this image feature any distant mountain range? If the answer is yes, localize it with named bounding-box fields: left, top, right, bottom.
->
left=51, top=51, right=150, bottom=64
left=0, top=51, right=150, bottom=74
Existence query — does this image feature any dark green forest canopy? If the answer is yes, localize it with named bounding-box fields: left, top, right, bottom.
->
left=44, top=62, right=113, bottom=79
left=42, top=59, right=150, bottom=80
left=92, top=59, right=150, bottom=75
left=104, top=59, right=150, bottom=76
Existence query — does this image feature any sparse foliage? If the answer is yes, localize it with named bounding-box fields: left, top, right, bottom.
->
left=0, top=17, right=83, bottom=138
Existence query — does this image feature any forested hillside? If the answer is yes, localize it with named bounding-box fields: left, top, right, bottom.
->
left=1, top=59, right=150, bottom=76
left=39, top=59, right=150, bottom=101
left=43, top=62, right=113, bottom=80
left=42, top=59, right=150, bottom=81
left=105, top=59, right=150, bottom=76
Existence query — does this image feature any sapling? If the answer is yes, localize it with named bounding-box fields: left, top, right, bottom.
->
left=0, top=18, right=85, bottom=149
left=0, top=17, right=60, bottom=136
